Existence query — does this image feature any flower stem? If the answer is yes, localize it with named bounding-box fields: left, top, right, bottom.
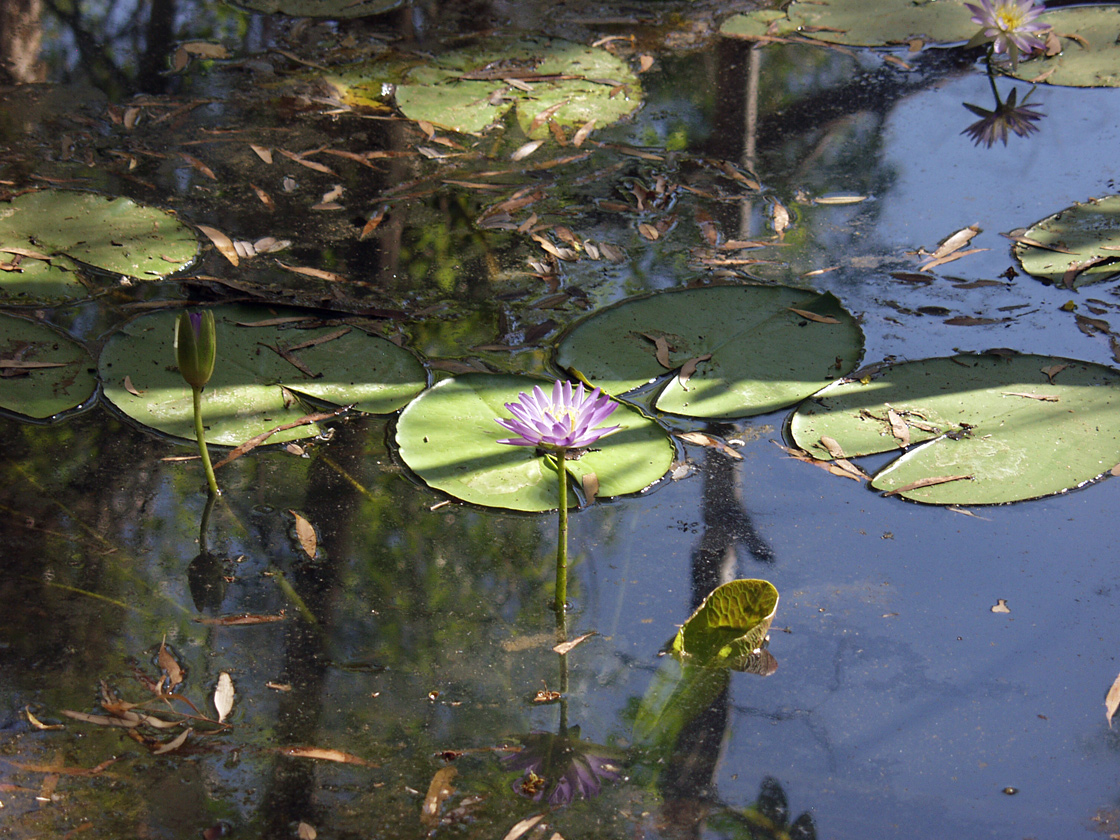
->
left=555, top=450, right=569, bottom=619
left=192, top=385, right=220, bottom=496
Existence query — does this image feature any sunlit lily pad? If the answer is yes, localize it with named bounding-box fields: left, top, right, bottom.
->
left=0, top=190, right=197, bottom=305
left=782, top=0, right=975, bottom=47
left=330, top=37, right=641, bottom=136
left=555, top=285, right=863, bottom=420
left=1009, top=6, right=1120, bottom=88
left=0, top=313, right=96, bottom=420
left=1014, top=195, right=1120, bottom=288
left=231, top=0, right=400, bottom=17
left=100, top=305, right=427, bottom=446
left=789, top=354, right=1120, bottom=504
left=394, top=374, right=674, bottom=511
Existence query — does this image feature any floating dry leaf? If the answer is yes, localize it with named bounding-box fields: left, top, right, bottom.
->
left=990, top=598, right=1011, bottom=613
left=676, top=431, right=743, bottom=459
left=196, top=224, right=239, bottom=266
left=276, top=746, right=377, bottom=766
left=581, top=471, right=599, bottom=503
left=511, top=140, right=544, bottom=162
left=502, top=814, right=546, bottom=840
left=677, top=353, right=712, bottom=389
left=930, top=224, right=980, bottom=259
left=25, top=707, right=64, bottom=731
left=572, top=119, right=596, bottom=147
left=819, top=435, right=844, bottom=458
left=214, top=672, right=235, bottom=723
left=881, top=475, right=972, bottom=496
left=180, top=153, right=217, bottom=180
left=194, top=613, right=286, bottom=626
left=771, top=201, right=790, bottom=237
left=887, top=409, right=910, bottom=448
left=249, top=144, right=273, bottom=164
left=788, top=307, right=839, bottom=324
left=420, top=766, right=457, bottom=828
left=1107, top=672, right=1120, bottom=728
left=152, top=728, right=192, bottom=755
left=290, top=510, right=318, bottom=559
left=553, top=631, right=597, bottom=655
left=298, top=823, right=317, bottom=840
left=61, top=710, right=142, bottom=728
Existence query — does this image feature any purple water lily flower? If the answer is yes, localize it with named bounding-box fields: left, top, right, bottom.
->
left=496, top=380, right=620, bottom=452
left=962, top=88, right=1044, bottom=147
left=966, top=0, right=1048, bottom=63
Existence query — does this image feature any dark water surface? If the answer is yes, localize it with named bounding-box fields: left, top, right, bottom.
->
left=3, top=2, right=1120, bottom=838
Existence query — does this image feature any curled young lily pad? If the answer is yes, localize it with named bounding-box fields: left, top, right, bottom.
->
left=0, top=190, right=197, bottom=305
left=394, top=373, right=674, bottom=511
left=790, top=353, right=1120, bottom=504
left=555, top=285, right=863, bottom=420
left=1014, top=195, right=1120, bottom=288
left=100, top=305, right=427, bottom=446
left=330, top=37, right=641, bottom=136
left=0, top=313, right=97, bottom=420
left=670, top=579, right=779, bottom=670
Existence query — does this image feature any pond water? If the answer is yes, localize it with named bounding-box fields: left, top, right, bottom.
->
left=4, top=1, right=1120, bottom=838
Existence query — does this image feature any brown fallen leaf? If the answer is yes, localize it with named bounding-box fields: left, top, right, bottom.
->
left=788, top=307, right=839, bottom=324
left=275, top=261, right=348, bottom=283
left=529, top=100, right=568, bottom=134
left=771, top=200, right=790, bottom=238
left=930, top=224, right=980, bottom=259
left=881, top=474, right=972, bottom=496
left=990, top=598, right=1010, bottom=614
left=572, top=119, right=596, bottom=147
left=511, top=140, right=544, bottom=162
left=194, top=613, right=287, bottom=626
left=250, top=183, right=274, bottom=210
left=249, top=144, right=273, bottom=164
left=887, top=409, right=910, bottom=448
left=676, top=431, right=742, bottom=460
left=1107, top=672, right=1120, bottom=728
left=290, top=510, right=318, bottom=559
left=196, top=224, right=239, bottom=266
left=502, top=814, right=546, bottom=840
left=677, top=353, right=712, bottom=389
left=61, top=710, right=142, bottom=728
left=819, top=436, right=844, bottom=459
left=553, top=631, right=597, bottom=656
left=1002, top=391, right=1058, bottom=402
left=943, top=315, right=1004, bottom=326
left=642, top=333, right=673, bottom=369
left=276, top=746, right=377, bottom=766
left=581, top=472, right=599, bottom=504
left=180, top=153, right=217, bottom=180
left=152, top=728, right=192, bottom=755
left=25, top=707, right=64, bottom=731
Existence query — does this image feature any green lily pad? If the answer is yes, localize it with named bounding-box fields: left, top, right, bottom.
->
left=670, top=579, right=779, bottom=669
left=0, top=313, right=97, bottom=420
left=394, top=374, right=674, bottom=511
left=783, top=0, right=976, bottom=47
left=1009, top=6, right=1120, bottom=88
left=231, top=0, right=400, bottom=18
left=0, top=190, right=197, bottom=305
left=789, top=354, right=1120, bottom=504
left=101, top=305, right=427, bottom=446
left=330, top=37, right=641, bottom=136
left=554, top=285, right=863, bottom=420
left=1014, top=195, right=1120, bottom=288
left=719, top=9, right=800, bottom=41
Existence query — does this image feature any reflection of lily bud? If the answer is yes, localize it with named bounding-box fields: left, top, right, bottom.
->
left=505, top=727, right=622, bottom=805
left=176, top=310, right=216, bottom=389
left=187, top=550, right=227, bottom=613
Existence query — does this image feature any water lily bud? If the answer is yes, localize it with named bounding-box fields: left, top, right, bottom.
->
left=176, top=310, right=216, bottom=389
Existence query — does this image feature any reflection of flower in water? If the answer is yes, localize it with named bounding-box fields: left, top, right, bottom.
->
left=505, top=728, right=622, bottom=805
left=496, top=381, right=619, bottom=453
left=961, top=89, right=1044, bottom=147
left=966, top=0, right=1048, bottom=64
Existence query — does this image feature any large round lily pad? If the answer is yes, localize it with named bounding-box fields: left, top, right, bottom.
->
left=330, top=37, right=641, bottom=136
left=232, top=0, right=400, bottom=18
left=782, top=0, right=975, bottom=47
left=1014, top=195, right=1120, bottom=288
left=101, top=305, right=427, bottom=446
left=554, top=285, right=863, bottom=420
left=1009, top=6, right=1120, bottom=88
left=790, top=354, right=1120, bottom=504
left=394, top=374, right=674, bottom=511
left=0, top=313, right=97, bottom=420
left=0, top=190, right=197, bottom=305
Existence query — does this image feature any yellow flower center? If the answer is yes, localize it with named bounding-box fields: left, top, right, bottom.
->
left=994, top=5, right=1027, bottom=31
